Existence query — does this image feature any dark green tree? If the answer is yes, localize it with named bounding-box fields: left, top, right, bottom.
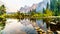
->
left=0, top=5, right=6, bottom=15
left=0, top=5, right=6, bottom=30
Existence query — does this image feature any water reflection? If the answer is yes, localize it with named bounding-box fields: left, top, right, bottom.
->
left=1, top=18, right=60, bottom=34
left=2, top=18, right=38, bottom=34
left=36, top=19, right=47, bottom=31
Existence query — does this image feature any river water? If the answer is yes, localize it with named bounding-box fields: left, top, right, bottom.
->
left=1, top=18, right=47, bottom=34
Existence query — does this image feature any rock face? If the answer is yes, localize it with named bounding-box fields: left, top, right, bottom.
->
left=2, top=19, right=37, bottom=34
left=19, top=4, right=37, bottom=13
left=36, top=0, right=50, bottom=13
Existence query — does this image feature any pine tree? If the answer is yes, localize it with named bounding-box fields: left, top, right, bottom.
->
left=0, top=5, right=6, bottom=15
left=50, top=0, right=59, bottom=16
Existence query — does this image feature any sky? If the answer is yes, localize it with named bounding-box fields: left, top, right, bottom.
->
left=0, top=0, right=43, bottom=12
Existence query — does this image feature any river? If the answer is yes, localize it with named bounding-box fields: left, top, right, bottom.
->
left=1, top=18, right=47, bottom=34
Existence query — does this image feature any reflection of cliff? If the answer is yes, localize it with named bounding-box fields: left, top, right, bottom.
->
left=2, top=19, right=37, bottom=34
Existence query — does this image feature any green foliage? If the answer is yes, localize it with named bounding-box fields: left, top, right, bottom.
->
left=0, top=5, right=6, bottom=15
left=44, top=9, right=53, bottom=17
left=0, top=5, right=6, bottom=30
left=50, top=0, right=60, bottom=16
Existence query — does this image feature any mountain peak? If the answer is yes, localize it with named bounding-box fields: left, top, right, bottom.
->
left=19, top=4, right=37, bottom=13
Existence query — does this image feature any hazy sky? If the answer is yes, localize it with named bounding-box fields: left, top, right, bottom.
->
left=0, top=0, right=43, bottom=12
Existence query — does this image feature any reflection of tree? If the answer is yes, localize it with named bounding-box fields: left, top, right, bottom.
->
left=43, top=9, right=54, bottom=30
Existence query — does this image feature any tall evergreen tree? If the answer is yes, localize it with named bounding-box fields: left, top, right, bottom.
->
left=43, top=8, right=45, bottom=14
left=0, top=5, right=6, bottom=29
left=50, top=0, right=59, bottom=16
left=0, top=5, right=6, bottom=15
left=46, top=3, right=49, bottom=9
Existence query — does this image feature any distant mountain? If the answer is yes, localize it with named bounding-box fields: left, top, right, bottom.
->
left=6, top=4, right=38, bottom=14
left=36, top=0, right=50, bottom=13
left=7, top=0, right=50, bottom=14
left=20, top=6, right=30, bottom=13
left=30, top=4, right=38, bottom=10
left=6, top=12, right=17, bottom=14
left=19, top=4, right=38, bottom=13
left=19, top=0, right=50, bottom=13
